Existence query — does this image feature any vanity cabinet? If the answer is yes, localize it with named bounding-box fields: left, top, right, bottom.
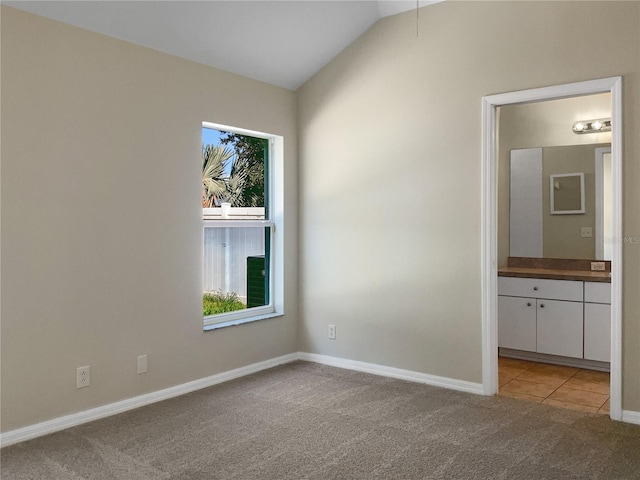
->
left=498, top=277, right=610, bottom=363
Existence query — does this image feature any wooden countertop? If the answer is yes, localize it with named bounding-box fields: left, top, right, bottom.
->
left=498, top=267, right=611, bottom=283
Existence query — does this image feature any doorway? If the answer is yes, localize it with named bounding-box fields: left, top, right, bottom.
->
left=480, top=77, right=623, bottom=420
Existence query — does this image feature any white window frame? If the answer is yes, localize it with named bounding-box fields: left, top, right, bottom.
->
left=202, top=122, right=284, bottom=329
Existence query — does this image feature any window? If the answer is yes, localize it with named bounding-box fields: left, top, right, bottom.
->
left=202, top=122, right=283, bottom=329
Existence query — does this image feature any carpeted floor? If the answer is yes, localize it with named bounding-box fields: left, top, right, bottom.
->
left=2, top=361, right=640, bottom=479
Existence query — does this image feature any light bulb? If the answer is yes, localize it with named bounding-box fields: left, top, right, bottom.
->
left=592, top=120, right=603, bottom=130
left=573, top=122, right=585, bottom=132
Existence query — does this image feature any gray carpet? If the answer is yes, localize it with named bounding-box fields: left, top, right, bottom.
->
left=2, top=361, right=639, bottom=479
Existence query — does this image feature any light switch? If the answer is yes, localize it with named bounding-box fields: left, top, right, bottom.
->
left=581, top=227, right=593, bottom=238
left=137, top=355, right=148, bottom=374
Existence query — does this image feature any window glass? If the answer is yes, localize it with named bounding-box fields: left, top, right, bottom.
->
left=202, top=126, right=274, bottom=326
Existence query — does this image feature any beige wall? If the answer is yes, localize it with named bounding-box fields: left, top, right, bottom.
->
left=1, top=7, right=298, bottom=431
left=297, top=1, right=640, bottom=410
left=498, top=95, right=611, bottom=265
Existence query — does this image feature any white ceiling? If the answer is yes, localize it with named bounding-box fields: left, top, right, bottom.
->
left=6, top=1, right=440, bottom=90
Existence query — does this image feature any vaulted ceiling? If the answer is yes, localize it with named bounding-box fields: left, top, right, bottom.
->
left=6, top=1, right=440, bottom=90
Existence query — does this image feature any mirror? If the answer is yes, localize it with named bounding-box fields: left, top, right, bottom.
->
left=498, top=92, right=612, bottom=261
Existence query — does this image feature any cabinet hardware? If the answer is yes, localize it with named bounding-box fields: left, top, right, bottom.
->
left=527, top=302, right=532, bottom=307
left=540, top=304, right=545, bottom=308
left=533, top=286, right=538, bottom=291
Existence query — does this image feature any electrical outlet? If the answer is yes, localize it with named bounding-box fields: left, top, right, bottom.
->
left=591, top=261, right=606, bottom=271
left=328, top=324, right=336, bottom=340
left=77, top=366, right=90, bottom=389
left=581, top=227, right=593, bottom=238
left=137, top=355, right=148, bottom=374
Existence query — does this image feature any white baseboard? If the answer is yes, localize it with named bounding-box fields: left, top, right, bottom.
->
left=0, top=352, right=299, bottom=448
left=622, top=409, right=640, bottom=425
left=298, top=352, right=484, bottom=395
left=3, top=351, right=634, bottom=448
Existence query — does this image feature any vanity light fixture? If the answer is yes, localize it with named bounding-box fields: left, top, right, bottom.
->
left=572, top=118, right=612, bottom=134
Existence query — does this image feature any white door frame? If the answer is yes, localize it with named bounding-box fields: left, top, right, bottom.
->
left=481, top=77, right=623, bottom=420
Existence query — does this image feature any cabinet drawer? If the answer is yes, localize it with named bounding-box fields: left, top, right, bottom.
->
left=584, top=282, right=611, bottom=304
left=498, top=277, right=583, bottom=302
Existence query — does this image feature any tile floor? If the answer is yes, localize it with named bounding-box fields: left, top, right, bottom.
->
left=498, top=356, right=610, bottom=415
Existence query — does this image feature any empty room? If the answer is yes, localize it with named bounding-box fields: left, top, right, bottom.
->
left=1, top=1, right=639, bottom=478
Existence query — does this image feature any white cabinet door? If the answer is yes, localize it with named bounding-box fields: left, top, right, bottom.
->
left=584, top=303, right=611, bottom=362
left=498, top=296, right=537, bottom=352
left=536, top=300, right=583, bottom=358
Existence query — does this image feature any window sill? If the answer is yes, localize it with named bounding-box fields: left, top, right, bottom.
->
left=203, top=312, right=284, bottom=331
